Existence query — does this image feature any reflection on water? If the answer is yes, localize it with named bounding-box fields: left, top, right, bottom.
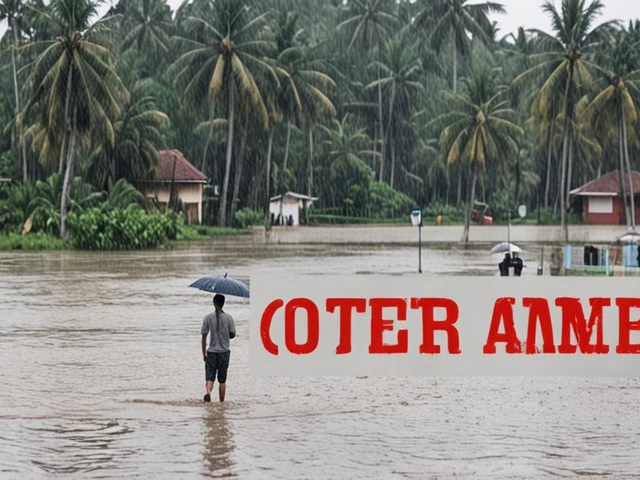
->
left=203, top=405, right=235, bottom=476
left=0, top=233, right=637, bottom=478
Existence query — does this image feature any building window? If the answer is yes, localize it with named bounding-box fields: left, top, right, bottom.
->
left=588, top=197, right=613, bottom=213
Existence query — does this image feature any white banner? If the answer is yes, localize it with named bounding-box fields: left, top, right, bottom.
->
left=249, top=275, right=640, bottom=376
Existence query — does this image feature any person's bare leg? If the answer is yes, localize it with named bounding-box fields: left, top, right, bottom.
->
left=205, top=381, right=213, bottom=401
left=219, top=383, right=226, bottom=402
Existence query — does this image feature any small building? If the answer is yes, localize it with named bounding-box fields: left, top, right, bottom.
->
left=269, top=192, right=318, bottom=226
left=569, top=170, right=640, bottom=225
left=136, top=150, right=207, bottom=224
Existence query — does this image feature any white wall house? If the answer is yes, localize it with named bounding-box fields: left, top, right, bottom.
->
left=135, top=150, right=208, bottom=224
left=269, top=192, right=318, bottom=226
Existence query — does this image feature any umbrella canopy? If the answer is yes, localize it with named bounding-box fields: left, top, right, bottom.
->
left=618, top=230, right=640, bottom=244
left=189, top=273, right=250, bottom=298
left=490, top=242, right=522, bottom=255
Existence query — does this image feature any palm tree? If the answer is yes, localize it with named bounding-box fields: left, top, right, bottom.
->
left=337, top=0, right=398, bottom=181
left=366, top=35, right=423, bottom=188
left=319, top=114, right=375, bottom=215
left=272, top=45, right=336, bottom=192
left=584, top=28, right=640, bottom=231
left=20, top=0, right=129, bottom=237
left=414, top=0, right=505, bottom=93
left=1, top=0, right=27, bottom=180
left=170, top=0, right=276, bottom=226
left=87, top=83, right=169, bottom=189
left=513, top=0, right=617, bottom=242
left=429, top=69, right=523, bottom=243
left=120, top=0, right=174, bottom=63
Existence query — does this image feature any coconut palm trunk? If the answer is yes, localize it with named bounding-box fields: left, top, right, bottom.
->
left=306, top=126, right=314, bottom=221
left=219, top=84, right=235, bottom=227
left=622, top=115, right=636, bottom=230
left=265, top=128, right=275, bottom=230
left=281, top=120, right=291, bottom=192
left=230, top=116, right=249, bottom=223
left=559, top=68, right=573, bottom=244
left=618, top=117, right=630, bottom=226
left=9, top=18, right=26, bottom=181
left=544, top=119, right=555, bottom=209
left=377, top=61, right=385, bottom=182
left=59, top=66, right=74, bottom=174
left=463, top=164, right=478, bottom=243
left=60, top=106, right=77, bottom=238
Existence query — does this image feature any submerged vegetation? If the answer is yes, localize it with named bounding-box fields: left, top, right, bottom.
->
left=1, top=0, right=640, bottom=247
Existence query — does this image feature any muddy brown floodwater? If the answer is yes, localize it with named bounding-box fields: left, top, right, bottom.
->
left=1, top=228, right=638, bottom=478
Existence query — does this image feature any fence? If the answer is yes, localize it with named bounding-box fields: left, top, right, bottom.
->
left=563, top=243, right=640, bottom=276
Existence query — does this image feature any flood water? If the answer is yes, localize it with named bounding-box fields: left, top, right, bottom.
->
left=1, top=233, right=639, bottom=479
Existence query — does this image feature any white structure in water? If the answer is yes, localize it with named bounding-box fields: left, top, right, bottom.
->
left=269, top=192, right=317, bottom=226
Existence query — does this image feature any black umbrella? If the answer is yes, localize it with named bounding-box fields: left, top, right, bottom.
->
left=189, top=273, right=250, bottom=298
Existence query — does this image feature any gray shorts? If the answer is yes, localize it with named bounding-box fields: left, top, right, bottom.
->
left=205, top=351, right=230, bottom=383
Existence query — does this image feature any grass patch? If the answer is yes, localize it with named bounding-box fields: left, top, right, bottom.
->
left=0, top=232, right=69, bottom=250
left=176, top=225, right=251, bottom=241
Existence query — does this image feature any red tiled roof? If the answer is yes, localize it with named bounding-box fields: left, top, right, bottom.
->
left=570, top=170, right=640, bottom=196
left=143, top=149, right=207, bottom=183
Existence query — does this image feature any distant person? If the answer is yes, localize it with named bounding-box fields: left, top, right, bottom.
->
left=637, top=246, right=640, bottom=267
left=499, top=252, right=511, bottom=276
left=201, top=294, right=236, bottom=403
left=512, top=252, right=524, bottom=276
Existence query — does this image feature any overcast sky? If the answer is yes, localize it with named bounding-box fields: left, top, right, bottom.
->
left=156, top=0, right=640, bottom=38
left=2, top=0, right=640, bottom=47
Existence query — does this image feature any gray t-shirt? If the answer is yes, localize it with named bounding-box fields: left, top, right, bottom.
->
left=201, top=310, right=236, bottom=353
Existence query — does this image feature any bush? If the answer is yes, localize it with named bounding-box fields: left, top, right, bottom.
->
left=0, top=232, right=67, bottom=250
left=67, top=204, right=184, bottom=250
left=233, top=208, right=263, bottom=229
left=533, top=207, right=559, bottom=225
left=424, top=201, right=462, bottom=223
left=368, top=181, right=415, bottom=219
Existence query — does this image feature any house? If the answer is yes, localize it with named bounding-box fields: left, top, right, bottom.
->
left=569, top=170, right=640, bottom=225
left=135, top=150, right=207, bottom=225
left=269, top=192, right=318, bottom=226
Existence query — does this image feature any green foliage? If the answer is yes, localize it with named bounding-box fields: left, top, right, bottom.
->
left=0, top=180, right=37, bottom=233
left=233, top=208, right=263, bottom=229
left=487, top=190, right=514, bottom=222
left=0, top=232, right=68, bottom=251
left=533, top=207, right=560, bottom=225
left=0, top=152, right=20, bottom=181
left=67, top=205, right=184, bottom=250
left=368, top=181, right=415, bottom=219
left=424, top=201, right=462, bottom=222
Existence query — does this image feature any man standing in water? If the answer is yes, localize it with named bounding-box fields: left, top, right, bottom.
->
left=201, top=294, right=236, bottom=402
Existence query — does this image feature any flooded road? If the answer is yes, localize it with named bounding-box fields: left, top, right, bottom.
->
left=1, top=233, right=639, bottom=478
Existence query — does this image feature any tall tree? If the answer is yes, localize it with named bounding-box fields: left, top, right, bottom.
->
left=366, top=35, right=423, bottom=188
left=337, top=0, right=398, bottom=182
left=584, top=27, right=640, bottom=230
left=429, top=69, right=523, bottom=243
left=414, top=0, right=505, bottom=93
left=20, top=0, right=129, bottom=237
left=513, top=0, right=616, bottom=242
left=120, top=0, right=174, bottom=65
left=1, top=0, right=27, bottom=180
left=87, top=82, right=169, bottom=189
left=170, top=0, right=275, bottom=226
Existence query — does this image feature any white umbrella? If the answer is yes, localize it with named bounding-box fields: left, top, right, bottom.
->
left=489, top=242, right=522, bottom=255
left=618, top=230, right=640, bottom=244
